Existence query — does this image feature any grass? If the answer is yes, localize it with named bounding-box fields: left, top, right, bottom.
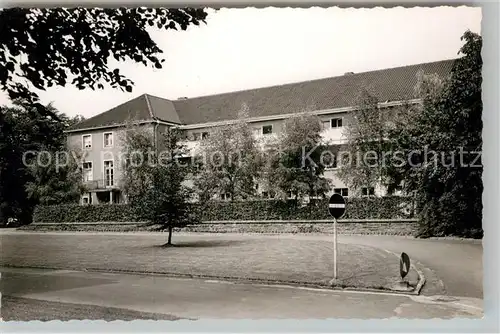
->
left=1, top=296, right=184, bottom=321
left=0, top=233, right=415, bottom=290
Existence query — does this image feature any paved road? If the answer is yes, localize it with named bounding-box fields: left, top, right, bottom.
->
left=0, top=266, right=483, bottom=320
left=338, top=235, right=483, bottom=299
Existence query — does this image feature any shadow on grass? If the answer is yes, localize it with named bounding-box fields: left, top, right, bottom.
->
left=152, top=239, right=248, bottom=248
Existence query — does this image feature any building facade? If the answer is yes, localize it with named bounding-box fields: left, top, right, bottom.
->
left=65, top=59, right=455, bottom=205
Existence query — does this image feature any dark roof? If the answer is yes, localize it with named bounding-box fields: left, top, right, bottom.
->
left=147, top=94, right=181, bottom=124
left=173, top=59, right=455, bottom=124
left=68, top=59, right=455, bottom=131
left=68, top=94, right=181, bottom=131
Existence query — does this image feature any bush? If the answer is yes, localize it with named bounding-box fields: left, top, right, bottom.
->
left=33, top=204, right=138, bottom=223
left=33, top=196, right=415, bottom=224
left=199, top=196, right=415, bottom=221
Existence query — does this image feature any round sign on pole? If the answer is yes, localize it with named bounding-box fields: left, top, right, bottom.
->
left=400, top=252, right=411, bottom=279
left=328, top=193, right=346, bottom=219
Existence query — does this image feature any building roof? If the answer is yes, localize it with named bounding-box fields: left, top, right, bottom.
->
left=68, top=94, right=181, bottom=131
left=68, top=58, right=455, bottom=132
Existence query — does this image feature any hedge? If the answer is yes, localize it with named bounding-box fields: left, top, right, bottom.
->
left=198, top=197, right=415, bottom=221
left=33, top=204, right=138, bottom=223
left=33, top=196, right=415, bottom=224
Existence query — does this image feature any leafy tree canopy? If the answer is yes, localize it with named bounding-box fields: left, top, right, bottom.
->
left=0, top=7, right=207, bottom=117
left=265, top=114, right=331, bottom=201
left=0, top=100, right=84, bottom=224
left=195, top=114, right=261, bottom=202
left=390, top=30, right=483, bottom=237
left=122, top=125, right=197, bottom=245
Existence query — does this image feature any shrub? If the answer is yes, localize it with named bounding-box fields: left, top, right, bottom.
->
left=33, top=204, right=138, bottom=223
left=33, top=196, right=415, bottom=224
left=198, top=197, right=415, bottom=221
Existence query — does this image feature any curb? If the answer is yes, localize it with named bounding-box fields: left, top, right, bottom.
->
left=412, top=262, right=426, bottom=295
left=1, top=264, right=421, bottom=297
left=379, top=248, right=426, bottom=296
left=12, top=228, right=417, bottom=237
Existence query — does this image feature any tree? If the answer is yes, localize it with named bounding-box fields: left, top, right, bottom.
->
left=194, top=106, right=261, bottom=201
left=123, top=126, right=196, bottom=245
left=25, top=151, right=84, bottom=205
left=0, top=100, right=82, bottom=224
left=337, top=87, right=412, bottom=196
left=337, top=88, right=403, bottom=196
left=120, top=122, right=157, bottom=202
left=0, top=7, right=207, bottom=117
left=264, top=114, right=331, bottom=201
left=389, top=30, right=482, bottom=237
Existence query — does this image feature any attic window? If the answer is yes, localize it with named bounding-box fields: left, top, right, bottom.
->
left=262, top=125, right=273, bottom=135
left=330, top=118, right=343, bottom=128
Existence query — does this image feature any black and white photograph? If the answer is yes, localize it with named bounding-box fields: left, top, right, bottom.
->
left=0, top=4, right=487, bottom=323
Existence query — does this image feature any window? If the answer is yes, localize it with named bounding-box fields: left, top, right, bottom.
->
left=321, top=120, right=331, bottom=130
left=192, top=132, right=209, bottom=141
left=103, top=132, right=113, bottom=147
left=82, top=193, right=92, bottom=205
left=82, top=134, right=92, bottom=149
left=287, top=191, right=297, bottom=199
left=262, top=191, right=275, bottom=199
left=82, top=162, right=93, bottom=182
left=334, top=188, right=349, bottom=197
left=331, top=118, right=343, bottom=128
left=104, top=160, right=114, bottom=187
left=361, top=187, right=375, bottom=197
left=262, top=125, right=273, bottom=135
left=220, top=193, right=231, bottom=201
left=322, top=152, right=338, bottom=169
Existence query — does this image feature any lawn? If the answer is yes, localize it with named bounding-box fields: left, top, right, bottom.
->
left=0, top=232, right=416, bottom=290
left=1, top=296, right=183, bottom=321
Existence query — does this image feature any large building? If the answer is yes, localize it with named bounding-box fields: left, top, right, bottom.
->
left=66, top=59, right=455, bottom=205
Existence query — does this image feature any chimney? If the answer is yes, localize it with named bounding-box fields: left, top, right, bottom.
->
left=344, top=72, right=354, bottom=76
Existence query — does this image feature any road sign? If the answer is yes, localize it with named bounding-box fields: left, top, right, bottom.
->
left=328, top=193, right=346, bottom=219
left=328, top=193, right=346, bottom=280
left=400, top=252, right=411, bottom=279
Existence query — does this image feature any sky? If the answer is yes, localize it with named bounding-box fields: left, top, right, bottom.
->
left=0, top=6, right=481, bottom=119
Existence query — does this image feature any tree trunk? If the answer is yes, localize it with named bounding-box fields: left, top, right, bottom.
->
left=167, top=226, right=173, bottom=245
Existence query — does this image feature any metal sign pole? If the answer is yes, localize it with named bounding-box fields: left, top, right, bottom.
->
left=333, top=217, right=338, bottom=279
left=328, top=193, right=345, bottom=283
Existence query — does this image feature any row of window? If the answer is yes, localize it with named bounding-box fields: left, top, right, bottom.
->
left=188, top=117, right=344, bottom=142
left=334, top=187, right=375, bottom=197
left=218, top=187, right=375, bottom=201
left=82, top=133, right=114, bottom=149
left=219, top=191, right=295, bottom=201
left=80, top=117, right=344, bottom=147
